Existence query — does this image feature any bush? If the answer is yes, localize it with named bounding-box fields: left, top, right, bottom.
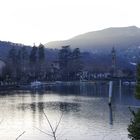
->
left=135, top=85, right=140, bottom=99
left=128, top=109, right=140, bottom=140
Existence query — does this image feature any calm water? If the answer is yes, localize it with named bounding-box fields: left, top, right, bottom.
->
left=0, top=82, right=140, bottom=140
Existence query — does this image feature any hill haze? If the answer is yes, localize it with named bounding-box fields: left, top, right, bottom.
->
left=45, top=26, right=140, bottom=71
left=46, top=26, right=140, bottom=52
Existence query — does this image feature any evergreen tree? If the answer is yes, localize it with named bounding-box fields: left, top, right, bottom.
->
left=135, top=64, right=140, bottom=99
left=8, top=47, right=17, bottom=63
left=8, top=47, right=17, bottom=79
left=128, top=64, right=140, bottom=139
left=59, top=46, right=71, bottom=69
left=21, top=46, right=28, bottom=71
left=30, top=45, right=37, bottom=64
left=38, top=44, right=45, bottom=62
left=20, top=46, right=29, bottom=81
left=29, top=45, right=38, bottom=79
left=59, top=46, right=71, bottom=80
left=68, top=48, right=82, bottom=80
left=16, top=49, right=22, bottom=80
left=58, top=46, right=82, bottom=80
left=38, top=43, right=45, bottom=79
left=71, top=48, right=82, bottom=72
left=128, top=109, right=140, bottom=140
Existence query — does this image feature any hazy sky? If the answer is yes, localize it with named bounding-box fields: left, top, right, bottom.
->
left=0, top=0, right=140, bottom=45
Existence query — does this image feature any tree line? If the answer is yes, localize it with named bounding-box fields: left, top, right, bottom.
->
left=1, top=45, right=82, bottom=82
left=58, top=46, right=82, bottom=81
left=2, top=44, right=45, bottom=82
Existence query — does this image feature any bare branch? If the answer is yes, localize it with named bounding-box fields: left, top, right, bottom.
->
left=34, top=126, right=53, bottom=137
left=37, top=110, right=64, bottom=140
left=54, top=113, right=63, bottom=133
left=43, top=110, right=54, bottom=133
left=16, top=131, right=26, bottom=140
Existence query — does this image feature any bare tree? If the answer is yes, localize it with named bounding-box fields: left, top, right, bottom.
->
left=35, top=110, right=63, bottom=140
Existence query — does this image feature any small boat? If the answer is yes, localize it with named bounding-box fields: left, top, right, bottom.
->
left=31, top=81, right=44, bottom=88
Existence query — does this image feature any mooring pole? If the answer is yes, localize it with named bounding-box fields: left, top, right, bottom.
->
left=119, top=79, right=122, bottom=101
left=109, top=105, right=113, bottom=125
left=108, top=81, right=113, bottom=106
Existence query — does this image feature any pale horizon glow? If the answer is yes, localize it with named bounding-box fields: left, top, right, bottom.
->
left=0, top=0, right=140, bottom=46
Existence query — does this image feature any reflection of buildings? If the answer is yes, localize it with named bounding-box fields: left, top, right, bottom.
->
left=111, top=47, right=117, bottom=77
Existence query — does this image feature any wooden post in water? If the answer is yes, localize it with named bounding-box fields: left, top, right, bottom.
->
left=109, top=105, right=113, bottom=125
left=119, top=79, right=122, bottom=101
left=108, top=81, right=113, bottom=106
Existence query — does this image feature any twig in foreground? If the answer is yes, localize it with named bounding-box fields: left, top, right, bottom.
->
left=35, top=110, right=63, bottom=140
left=16, top=131, right=26, bottom=140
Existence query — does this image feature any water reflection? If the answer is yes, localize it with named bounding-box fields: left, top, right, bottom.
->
left=0, top=82, right=139, bottom=140
left=18, top=101, right=80, bottom=113
left=109, top=105, right=113, bottom=125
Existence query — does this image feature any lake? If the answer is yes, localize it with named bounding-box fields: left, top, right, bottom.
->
left=0, top=81, right=140, bottom=140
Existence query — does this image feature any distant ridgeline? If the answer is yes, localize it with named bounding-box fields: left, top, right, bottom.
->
left=46, top=26, right=140, bottom=72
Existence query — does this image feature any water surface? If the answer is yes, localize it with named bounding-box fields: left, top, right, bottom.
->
left=0, top=82, right=139, bottom=140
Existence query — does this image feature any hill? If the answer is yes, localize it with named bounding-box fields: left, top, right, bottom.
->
left=45, top=26, right=140, bottom=71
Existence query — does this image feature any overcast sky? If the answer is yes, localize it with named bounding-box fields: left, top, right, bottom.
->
left=0, top=0, right=140, bottom=46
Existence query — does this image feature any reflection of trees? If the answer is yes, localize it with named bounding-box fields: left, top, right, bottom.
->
left=19, top=101, right=80, bottom=130
left=59, top=102, right=80, bottom=113
left=39, top=102, right=80, bottom=113
left=19, top=101, right=80, bottom=117
left=80, top=82, right=108, bottom=97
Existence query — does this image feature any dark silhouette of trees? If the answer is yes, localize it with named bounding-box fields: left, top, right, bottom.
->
left=59, top=46, right=71, bottom=80
left=16, top=49, right=22, bottom=80
left=29, top=45, right=38, bottom=80
left=70, top=48, right=82, bottom=80
left=20, top=46, right=29, bottom=82
left=128, top=108, right=140, bottom=140
left=5, top=44, right=82, bottom=82
left=6, top=46, right=29, bottom=82
left=59, top=46, right=82, bottom=80
left=38, top=44, right=45, bottom=62
left=38, top=44, right=46, bottom=80
left=135, top=64, right=140, bottom=99
left=28, top=44, right=46, bottom=81
left=7, top=47, right=17, bottom=80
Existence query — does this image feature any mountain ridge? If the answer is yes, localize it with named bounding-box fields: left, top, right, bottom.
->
left=45, top=26, right=140, bottom=52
